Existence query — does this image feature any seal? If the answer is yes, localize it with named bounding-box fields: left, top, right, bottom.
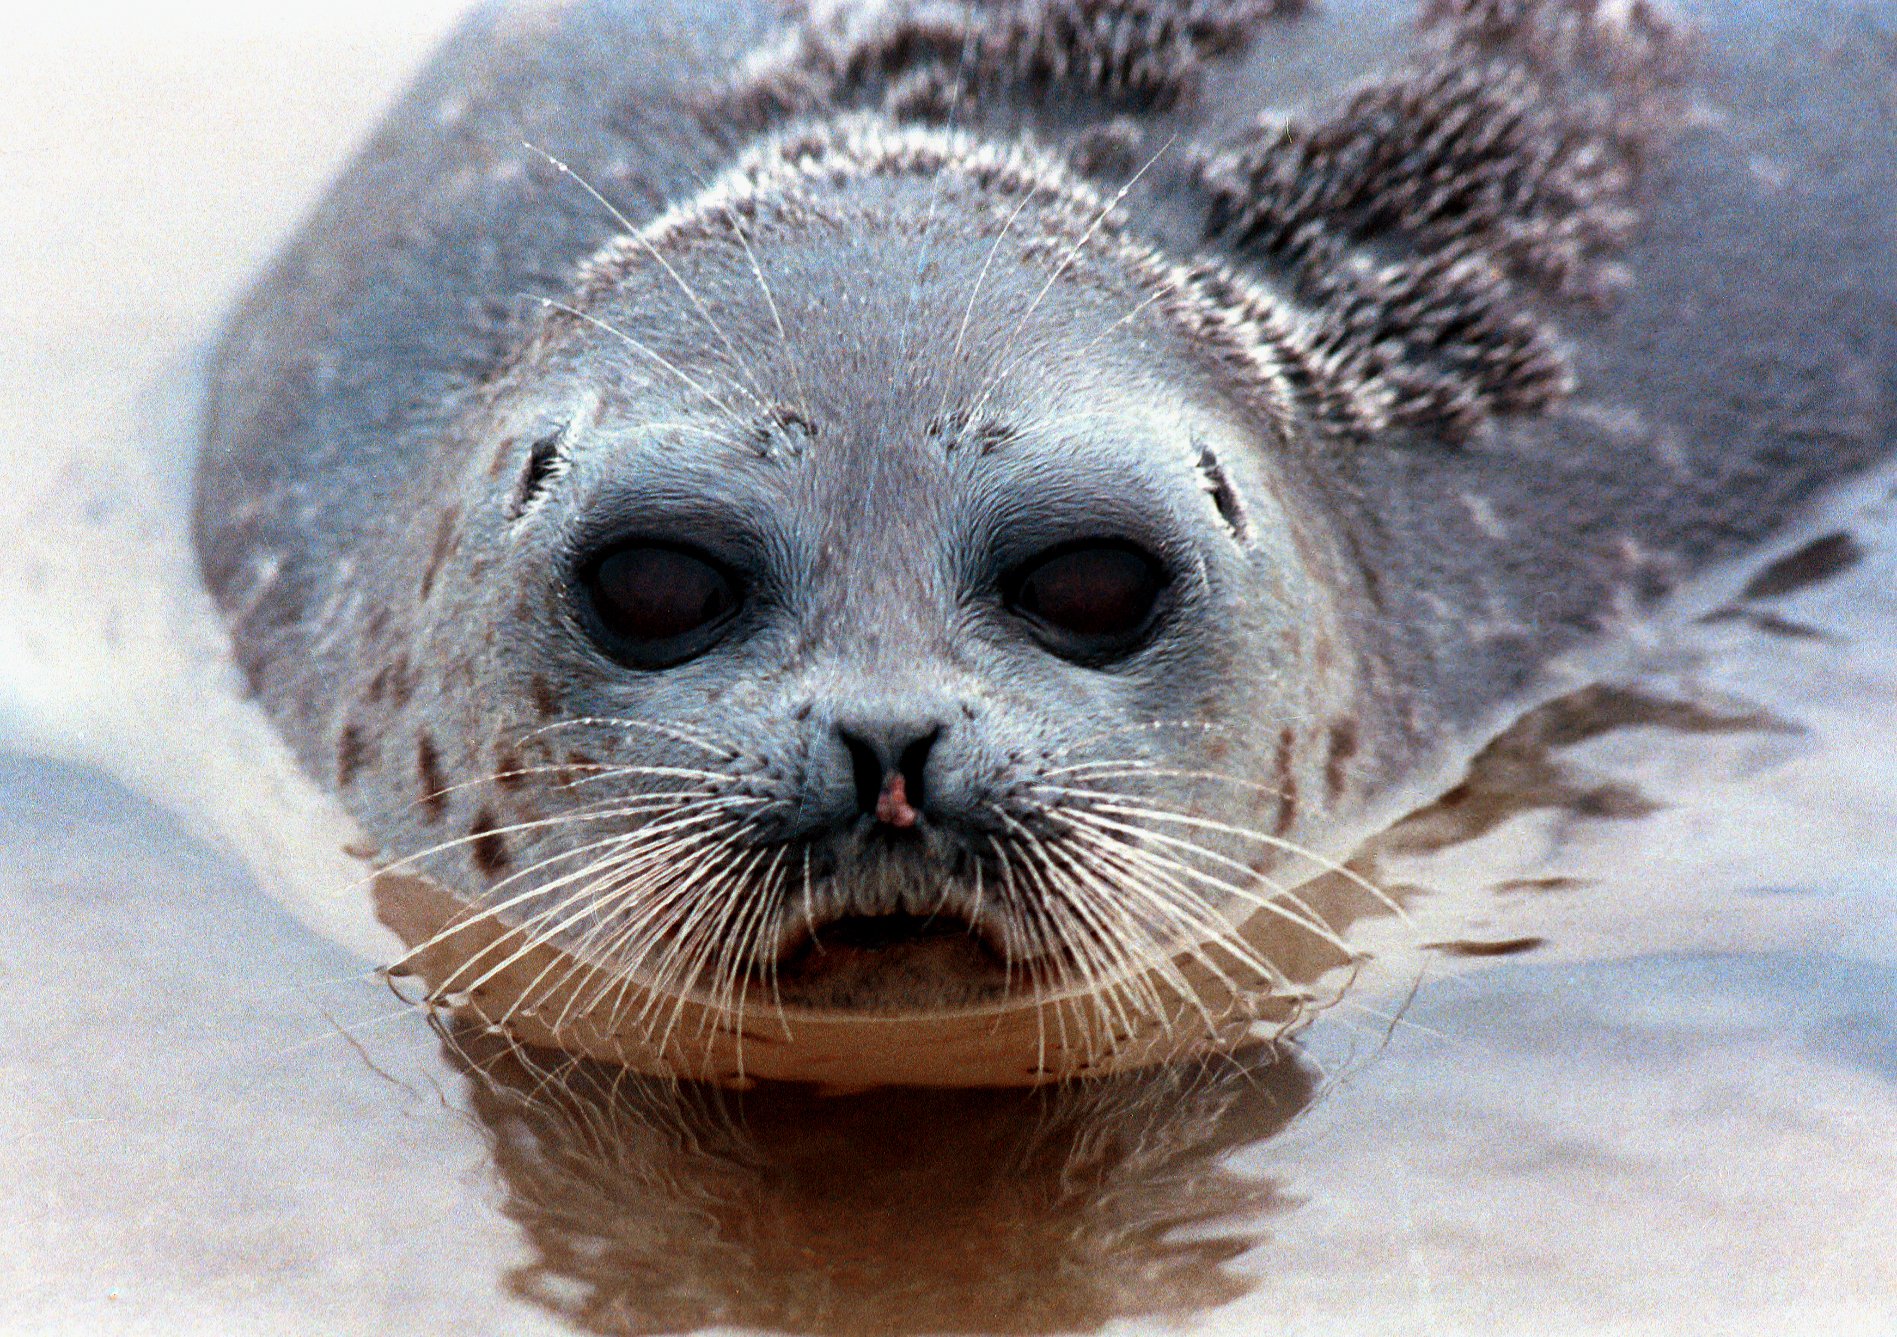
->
left=192, top=0, right=1897, bottom=1084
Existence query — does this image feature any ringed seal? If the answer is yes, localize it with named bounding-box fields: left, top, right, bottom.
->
left=193, top=0, right=1897, bottom=1084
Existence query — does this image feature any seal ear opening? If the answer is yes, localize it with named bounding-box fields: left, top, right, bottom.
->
left=1196, top=444, right=1249, bottom=543
left=508, top=427, right=569, bottom=520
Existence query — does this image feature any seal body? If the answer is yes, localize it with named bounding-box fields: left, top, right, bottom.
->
left=194, top=0, right=1897, bottom=1083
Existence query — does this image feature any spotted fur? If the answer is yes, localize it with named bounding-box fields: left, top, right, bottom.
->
left=719, top=0, right=1690, bottom=441
left=1194, top=0, right=1689, bottom=436
left=723, top=0, right=1302, bottom=124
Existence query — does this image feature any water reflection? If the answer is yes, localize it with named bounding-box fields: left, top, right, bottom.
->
left=445, top=1028, right=1313, bottom=1334
left=1371, top=683, right=1789, bottom=858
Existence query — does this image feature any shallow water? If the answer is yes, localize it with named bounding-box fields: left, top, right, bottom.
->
left=3, top=7, right=1896, bottom=1335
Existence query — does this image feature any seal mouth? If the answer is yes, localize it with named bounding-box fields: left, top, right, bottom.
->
left=763, top=910, right=1021, bottom=1010
left=773, top=909, right=1008, bottom=967
left=779, top=910, right=997, bottom=958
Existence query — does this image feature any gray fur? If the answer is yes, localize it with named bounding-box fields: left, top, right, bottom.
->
left=193, top=0, right=1897, bottom=1020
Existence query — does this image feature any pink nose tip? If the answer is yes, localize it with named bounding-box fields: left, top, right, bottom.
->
left=874, top=773, right=920, bottom=828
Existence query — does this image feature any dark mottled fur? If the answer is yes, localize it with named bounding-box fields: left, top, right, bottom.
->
left=723, top=0, right=1305, bottom=123
left=724, top=0, right=1691, bottom=439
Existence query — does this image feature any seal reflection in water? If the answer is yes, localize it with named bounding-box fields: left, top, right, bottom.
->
left=443, top=1023, right=1311, bottom=1333
left=194, top=0, right=1896, bottom=1082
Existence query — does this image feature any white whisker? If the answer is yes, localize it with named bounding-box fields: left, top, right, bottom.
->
left=530, top=295, right=745, bottom=421
left=525, top=142, right=774, bottom=413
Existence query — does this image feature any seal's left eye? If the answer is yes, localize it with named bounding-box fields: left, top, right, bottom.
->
left=580, top=544, right=741, bottom=668
left=1006, top=542, right=1169, bottom=663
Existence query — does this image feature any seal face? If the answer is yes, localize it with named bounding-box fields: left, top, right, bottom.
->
left=193, top=0, right=1897, bottom=1080
left=371, top=121, right=1370, bottom=1020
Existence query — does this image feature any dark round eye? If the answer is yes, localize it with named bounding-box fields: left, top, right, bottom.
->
left=579, top=544, right=741, bottom=668
left=1007, top=542, right=1169, bottom=661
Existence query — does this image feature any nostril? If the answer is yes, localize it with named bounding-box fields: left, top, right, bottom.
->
left=836, top=722, right=945, bottom=826
left=843, top=732, right=884, bottom=818
left=897, top=727, right=940, bottom=813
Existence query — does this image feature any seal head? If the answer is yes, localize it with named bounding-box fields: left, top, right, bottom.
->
left=376, top=120, right=1372, bottom=1021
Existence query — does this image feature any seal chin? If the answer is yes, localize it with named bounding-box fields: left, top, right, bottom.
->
left=767, top=911, right=1018, bottom=1012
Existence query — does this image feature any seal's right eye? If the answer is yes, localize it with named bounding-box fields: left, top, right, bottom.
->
left=579, top=544, right=741, bottom=669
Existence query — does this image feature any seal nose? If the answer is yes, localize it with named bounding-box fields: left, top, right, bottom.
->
left=838, top=719, right=941, bottom=828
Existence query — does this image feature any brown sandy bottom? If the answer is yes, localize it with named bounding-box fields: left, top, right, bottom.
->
left=3, top=5, right=1896, bottom=1335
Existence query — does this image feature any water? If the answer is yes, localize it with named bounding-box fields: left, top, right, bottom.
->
left=2, top=7, right=1894, bottom=1335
